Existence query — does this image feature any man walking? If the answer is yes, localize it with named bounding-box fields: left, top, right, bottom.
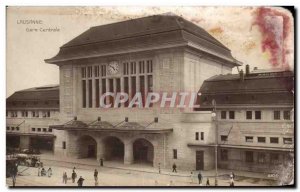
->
left=172, top=163, right=177, bottom=173
left=77, top=176, right=85, bottom=187
left=72, top=170, right=77, bottom=183
left=94, top=169, right=98, bottom=182
left=198, top=171, right=203, bottom=185
left=62, top=172, right=68, bottom=184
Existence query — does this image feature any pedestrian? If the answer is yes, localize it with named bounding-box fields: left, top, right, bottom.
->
left=63, top=172, right=68, bottom=184
left=73, top=167, right=76, bottom=172
left=47, top=167, right=52, bottom=177
left=206, top=178, right=210, bottom=186
left=77, top=176, right=84, bottom=187
left=100, top=158, right=104, bottom=167
left=158, top=163, right=161, bottom=174
left=94, top=169, right=98, bottom=182
left=38, top=167, right=40, bottom=177
left=41, top=168, right=46, bottom=176
left=11, top=163, right=18, bottom=187
left=198, top=171, right=202, bottom=185
left=190, top=172, right=194, bottom=183
left=72, top=170, right=77, bottom=183
left=172, top=163, right=177, bottom=173
left=230, top=172, right=235, bottom=183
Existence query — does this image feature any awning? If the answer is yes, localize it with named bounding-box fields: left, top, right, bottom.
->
left=50, top=120, right=173, bottom=134
left=6, top=132, right=56, bottom=138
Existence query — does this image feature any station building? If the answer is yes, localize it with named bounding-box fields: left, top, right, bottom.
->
left=197, top=67, right=294, bottom=172
left=6, top=85, right=59, bottom=153
left=44, top=14, right=241, bottom=170
left=7, top=14, right=293, bottom=173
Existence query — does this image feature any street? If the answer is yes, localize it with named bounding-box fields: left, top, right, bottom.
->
left=6, top=164, right=276, bottom=187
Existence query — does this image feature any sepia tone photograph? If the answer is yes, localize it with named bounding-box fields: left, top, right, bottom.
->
left=6, top=6, right=294, bottom=187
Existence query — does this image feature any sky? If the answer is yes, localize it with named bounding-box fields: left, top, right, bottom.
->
left=6, top=6, right=294, bottom=97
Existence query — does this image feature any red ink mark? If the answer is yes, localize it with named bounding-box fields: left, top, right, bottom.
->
left=252, top=7, right=292, bottom=70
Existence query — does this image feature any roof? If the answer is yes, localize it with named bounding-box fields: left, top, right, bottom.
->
left=201, top=70, right=294, bottom=94
left=198, top=70, right=294, bottom=107
left=7, top=85, right=59, bottom=102
left=45, top=14, right=239, bottom=65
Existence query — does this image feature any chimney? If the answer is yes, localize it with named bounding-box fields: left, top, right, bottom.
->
left=253, top=67, right=258, bottom=70
left=239, top=69, right=244, bottom=82
left=245, top=64, right=250, bottom=75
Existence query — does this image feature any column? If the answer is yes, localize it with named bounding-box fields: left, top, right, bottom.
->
left=124, top=140, right=134, bottom=165
left=97, top=138, right=105, bottom=160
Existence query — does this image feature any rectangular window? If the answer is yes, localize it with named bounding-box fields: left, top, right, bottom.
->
left=32, top=128, right=36, bottom=132
left=47, top=111, right=50, bottom=117
left=173, top=149, right=177, bottom=159
left=283, top=111, right=291, bottom=120
left=108, top=79, right=114, bottom=107
left=139, top=61, right=145, bottom=74
left=48, top=128, right=52, bottom=132
left=146, top=60, right=153, bottom=73
left=88, top=80, right=93, bottom=108
left=221, top=135, right=228, bottom=142
left=130, top=62, right=136, bottom=74
left=82, top=80, right=86, bottom=108
left=94, top=66, right=100, bottom=77
left=195, top=132, right=199, bottom=140
left=37, top=128, right=41, bottom=132
left=102, top=79, right=106, bottom=105
left=229, top=111, right=235, bottom=119
left=95, top=79, right=100, bottom=108
left=245, top=136, right=253, bottom=142
left=245, top=151, right=254, bottom=163
left=147, top=75, right=153, bottom=107
left=255, top=111, right=261, bottom=119
left=22, top=111, right=28, bottom=117
left=43, top=128, right=47, bottom=132
left=124, top=77, right=129, bottom=107
left=62, top=141, right=66, bottom=149
left=123, top=62, right=129, bottom=75
left=221, top=149, right=228, bottom=161
left=283, top=138, right=293, bottom=144
left=11, top=127, right=15, bottom=131
left=87, top=66, right=93, bottom=78
left=221, top=111, right=226, bottom=119
left=257, top=137, right=266, bottom=143
left=116, top=78, right=121, bottom=108
left=101, top=65, right=106, bottom=77
left=274, top=111, right=280, bottom=120
left=270, top=137, right=279, bottom=144
left=131, top=77, right=136, bottom=107
left=140, top=76, right=145, bottom=107
left=6, top=127, right=9, bottom=131
left=201, top=132, right=204, bottom=140
left=270, top=153, right=280, bottom=164
left=16, top=127, right=19, bottom=131
left=246, top=111, right=252, bottom=119
left=257, top=153, right=266, bottom=163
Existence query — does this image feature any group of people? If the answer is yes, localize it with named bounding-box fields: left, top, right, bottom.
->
left=62, top=167, right=99, bottom=186
left=194, top=171, right=236, bottom=186
left=38, top=167, right=52, bottom=177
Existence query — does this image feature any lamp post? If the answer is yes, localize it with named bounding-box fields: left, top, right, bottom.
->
left=211, top=99, right=218, bottom=186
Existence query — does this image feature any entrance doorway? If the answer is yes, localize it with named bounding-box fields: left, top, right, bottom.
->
left=104, top=136, right=124, bottom=161
left=196, top=151, right=204, bottom=170
left=77, top=135, right=97, bottom=158
left=133, top=139, right=154, bottom=165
